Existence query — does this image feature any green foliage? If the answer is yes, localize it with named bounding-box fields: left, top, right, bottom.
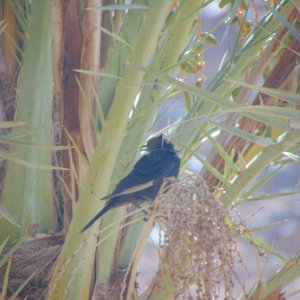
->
left=1, top=0, right=300, bottom=299
left=0, top=0, right=54, bottom=241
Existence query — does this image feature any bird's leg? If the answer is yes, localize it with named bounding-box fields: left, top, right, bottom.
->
left=131, top=203, right=149, bottom=221
left=143, top=198, right=156, bottom=222
left=131, top=197, right=154, bottom=221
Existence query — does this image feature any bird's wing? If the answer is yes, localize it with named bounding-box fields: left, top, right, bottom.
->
left=113, top=151, right=180, bottom=195
left=138, top=151, right=180, bottom=178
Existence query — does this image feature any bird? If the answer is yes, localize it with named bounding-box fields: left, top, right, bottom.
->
left=81, top=134, right=180, bottom=233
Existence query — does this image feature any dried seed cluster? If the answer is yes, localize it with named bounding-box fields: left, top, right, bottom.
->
left=155, top=175, right=238, bottom=299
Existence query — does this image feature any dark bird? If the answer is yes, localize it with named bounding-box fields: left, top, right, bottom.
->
left=81, top=134, right=180, bottom=233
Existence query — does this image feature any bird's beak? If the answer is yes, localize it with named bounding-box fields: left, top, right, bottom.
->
left=141, top=144, right=147, bottom=150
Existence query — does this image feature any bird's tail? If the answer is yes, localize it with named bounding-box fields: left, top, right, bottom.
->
left=80, top=203, right=114, bottom=233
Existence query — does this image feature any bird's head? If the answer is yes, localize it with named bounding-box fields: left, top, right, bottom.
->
left=142, top=134, right=175, bottom=152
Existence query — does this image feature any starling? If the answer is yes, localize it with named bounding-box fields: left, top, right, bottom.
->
left=81, top=135, right=180, bottom=233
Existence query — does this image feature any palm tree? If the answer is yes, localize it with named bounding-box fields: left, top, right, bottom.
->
left=0, top=0, right=300, bottom=299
